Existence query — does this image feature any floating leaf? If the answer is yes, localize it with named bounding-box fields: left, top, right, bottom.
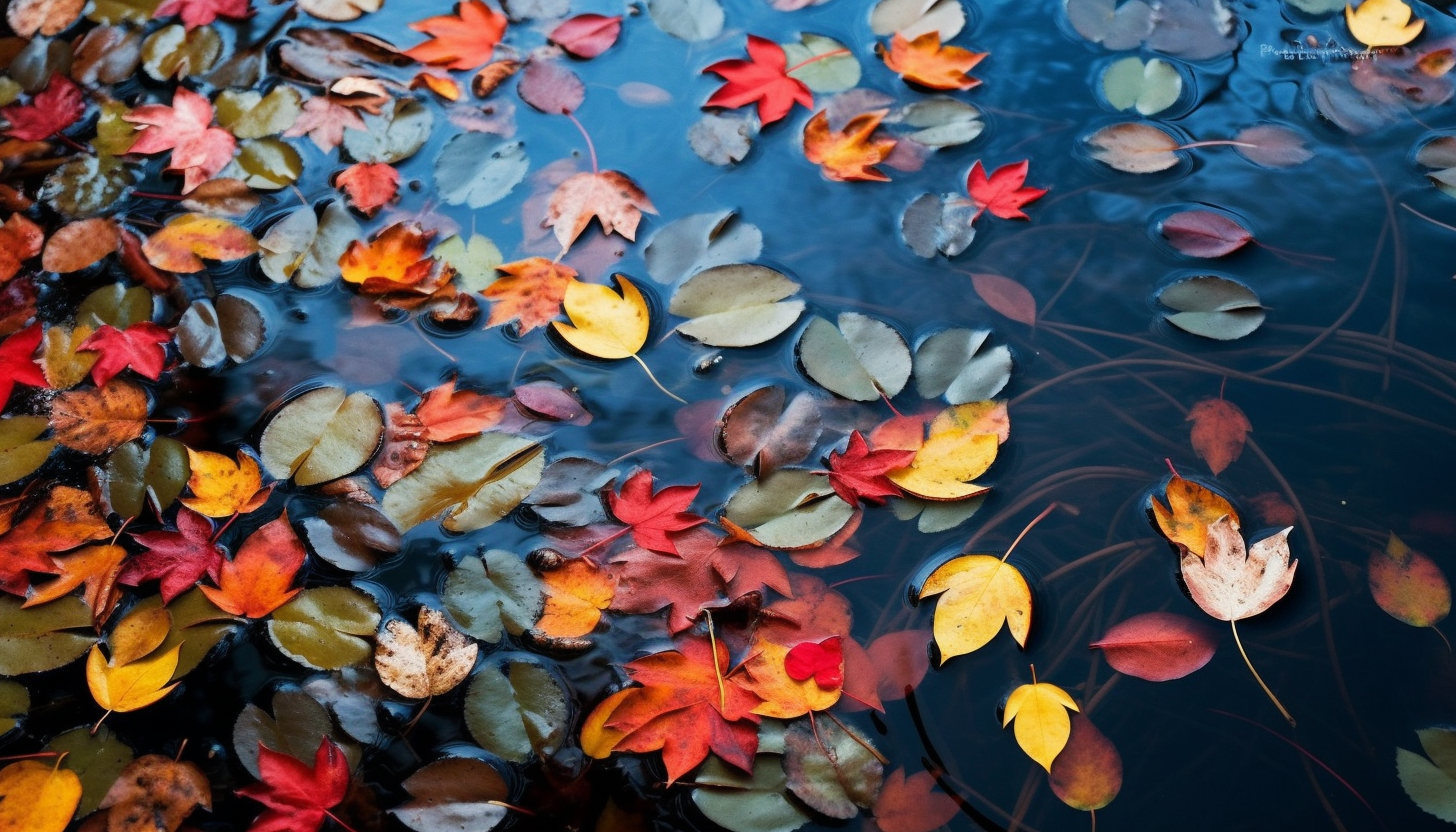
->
left=382, top=432, right=544, bottom=533
left=648, top=0, right=724, bottom=42
left=870, top=0, right=966, bottom=40
left=49, top=381, right=148, bottom=455
left=880, top=32, right=984, bottom=91
left=900, top=193, right=977, bottom=258
left=1369, top=533, right=1450, bottom=628
left=1086, top=122, right=1181, bottom=173
left=1346, top=0, right=1423, bottom=48
left=268, top=586, right=381, bottom=670
left=1188, top=396, right=1250, bottom=474
left=870, top=768, right=959, bottom=832
left=692, top=755, right=810, bottom=832
left=259, top=203, right=361, bottom=289
left=892, top=97, right=984, bottom=148
left=0, top=681, right=28, bottom=736
left=1151, top=473, right=1238, bottom=558
left=301, top=500, right=401, bottom=572
left=174, top=293, right=268, bottom=367
left=1090, top=611, right=1218, bottom=681
left=723, top=468, right=856, bottom=549
left=0, top=416, right=55, bottom=486
left=546, top=171, right=656, bottom=251
left=375, top=606, right=478, bottom=698
left=143, top=213, right=258, bottom=273
left=260, top=387, right=384, bottom=487
left=86, top=642, right=181, bottom=715
left=670, top=264, right=805, bottom=347
left=970, top=273, right=1036, bottom=325
left=1102, top=56, right=1181, bottom=115
left=1156, top=274, right=1265, bottom=340
left=0, top=595, right=95, bottom=674
left=201, top=514, right=306, bottom=619
left=914, top=328, right=1012, bottom=403
left=803, top=109, right=897, bottom=182
left=1004, top=678, right=1078, bottom=771
left=343, top=99, right=432, bottom=164
left=797, top=314, right=910, bottom=401
left=1234, top=124, right=1313, bottom=168
left=783, top=33, right=860, bottom=93
left=717, top=386, right=821, bottom=475
left=390, top=757, right=510, bottom=832
left=1159, top=211, right=1253, bottom=258
left=463, top=657, right=570, bottom=763
left=444, top=549, right=545, bottom=643
left=1397, top=728, right=1456, bottom=823
left=234, top=689, right=352, bottom=779
left=919, top=554, right=1031, bottom=661
left=645, top=210, right=762, bottom=284
left=0, top=760, right=81, bottom=832
left=95, top=754, right=212, bottom=832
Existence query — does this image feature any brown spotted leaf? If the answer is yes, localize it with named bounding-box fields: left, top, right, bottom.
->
left=49, top=381, right=148, bottom=454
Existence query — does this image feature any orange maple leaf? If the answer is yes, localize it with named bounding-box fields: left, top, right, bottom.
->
left=405, top=0, right=508, bottom=71
left=339, top=223, right=437, bottom=294
left=200, top=514, right=304, bottom=618
left=595, top=635, right=762, bottom=783
left=0, top=486, right=111, bottom=596
left=24, top=544, right=126, bottom=623
left=413, top=379, right=508, bottom=442
left=482, top=257, right=578, bottom=334
left=879, top=32, right=986, bottom=91
left=803, top=109, right=897, bottom=183
left=545, top=171, right=657, bottom=252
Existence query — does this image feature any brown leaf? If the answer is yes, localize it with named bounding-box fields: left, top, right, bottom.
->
left=49, top=381, right=149, bottom=454
left=98, top=755, right=212, bottom=832
left=7, top=0, right=85, bottom=37
left=1048, top=714, right=1122, bottom=811
left=716, top=386, right=821, bottom=476
left=1187, top=396, right=1250, bottom=475
left=371, top=403, right=427, bottom=488
left=42, top=219, right=119, bottom=273
left=970, top=273, right=1036, bottom=325
left=374, top=606, right=479, bottom=699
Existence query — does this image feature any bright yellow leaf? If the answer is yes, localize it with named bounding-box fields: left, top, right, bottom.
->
left=0, top=759, right=82, bottom=832
left=181, top=448, right=267, bottom=518
left=889, top=431, right=997, bottom=500
left=1003, top=679, right=1078, bottom=771
left=1346, top=0, right=1423, bottom=47
left=552, top=276, right=650, bottom=360
left=1150, top=474, right=1238, bottom=558
left=85, top=643, right=182, bottom=715
left=920, top=554, right=1031, bottom=662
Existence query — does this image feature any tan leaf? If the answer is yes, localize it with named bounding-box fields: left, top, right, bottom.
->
left=374, top=606, right=479, bottom=699
left=1181, top=515, right=1296, bottom=621
left=49, top=381, right=149, bottom=454
left=42, top=219, right=120, bottom=273
left=545, top=171, right=657, bottom=252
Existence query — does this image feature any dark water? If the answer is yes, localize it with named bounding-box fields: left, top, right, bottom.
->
left=6, top=0, right=1456, bottom=830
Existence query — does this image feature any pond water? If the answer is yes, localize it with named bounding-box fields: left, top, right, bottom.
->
left=1, top=0, right=1455, bottom=830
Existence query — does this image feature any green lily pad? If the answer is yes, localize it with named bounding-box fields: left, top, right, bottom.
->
left=267, top=586, right=381, bottom=670
left=1156, top=274, right=1266, bottom=340
left=797, top=314, right=911, bottom=401
left=692, top=755, right=810, bottom=832
left=464, top=656, right=569, bottom=763
left=0, top=595, right=96, bottom=675
left=0, top=416, right=55, bottom=487
left=1102, top=56, right=1182, bottom=116
left=443, top=549, right=544, bottom=643
left=723, top=468, right=855, bottom=550
left=48, top=726, right=133, bottom=817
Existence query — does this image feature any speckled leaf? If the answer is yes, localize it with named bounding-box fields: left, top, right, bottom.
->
left=784, top=717, right=883, bottom=818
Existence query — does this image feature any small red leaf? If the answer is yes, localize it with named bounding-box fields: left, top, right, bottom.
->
left=784, top=636, right=843, bottom=688
left=970, top=273, right=1036, bottom=325
left=78, top=323, right=173, bottom=388
left=826, top=431, right=915, bottom=507
left=2, top=75, right=84, bottom=141
left=1089, top=611, right=1217, bottom=681
left=966, top=160, right=1046, bottom=221
left=335, top=162, right=400, bottom=218
left=606, top=470, right=706, bottom=556
left=550, top=14, right=623, bottom=59
left=1159, top=211, right=1253, bottom=258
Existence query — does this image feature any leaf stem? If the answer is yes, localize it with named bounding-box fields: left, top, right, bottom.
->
left=629, top=354, right=686, bottom=403
left=824, top=711, right=889, bottom=765
left=704, top=610, right=727, bottom=712
left=1400, top=201, right=1456, bottom=234
left=1230, top=619, right=1295, bottom=727
left=566, top=112, right=598, bottom=175
left=785, top=48, right=851, bottom=75
left=1176, top=140, right=1258, bottom=150
left=324, top=810, right=362, bottom=832
left=575, top=525, right=630, bottom=559
left=1000, top=503, right=1059, bottom=563
left=1432, top=626, right=1452, bottom=653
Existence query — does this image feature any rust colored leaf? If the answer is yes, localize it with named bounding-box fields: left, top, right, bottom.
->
left=97, top=755, right=212, bottom=832
left=879, top=32, right=985, bottom=91
left=200, top=513, right=306, bottom=618
left=42, top=219, right=119, bottom=273
left=1048, top=714, right=1122, bottom=811
left=1369, top=532, right=1450, bottom=628
left=1187, top=396, right=1250, bottom=475
left=8, top=0, right=85, bottom=37
left=803, top=109, right=897, bottom=182
left=1089, top=611, right=1218, bottom=681
left=970, top=273, right=1036, bottom=325
left=0, top=485, right=110, bottom=595
left=869, top=768, right=959, bottom=832
left=372, top=403, right=427, bottom=488
left=22, top=544, right=126, bottom=620
left=545, top=171, right=657, bottom=251
left=49, top=380, right=149, bottom=455
left=335, top=162, right=399, bottom=217
left=414, top=379, right=508, bottom=442
left=0, top=215, right=43, bottom=283
left=482, top=257, right=577, bottom=334
left=339, top=222, right=437, bottom=293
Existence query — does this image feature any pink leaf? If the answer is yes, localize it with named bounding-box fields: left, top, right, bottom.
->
left=1159, top=210, right=1253, bottom=258
left=970, top=273, right=1036, bottom=325
left=550, top=14, right=623, bottom=59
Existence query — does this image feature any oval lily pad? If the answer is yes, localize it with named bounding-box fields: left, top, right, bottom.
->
left=723, top=468, right=855, bottom=549
left=1156, top=274, right=1266, bottom=340
left=0, top=595, right=96, bottom=675
left=782, top=34, right=859, bottom=92
left=463, top=656, right=569, bottom=763
left=669, top=264, right=805, bottom=347
left=914, top=328, right=1013, bottom=403
left=267, top=586, right=381, bottom=670
left=1101, top=56, right=1182, bottom=116
left=443, top=549, right=545, bottom=643
left=692, top=755, right=810, bottom=832
left=259, top=386, right=384, bottom=487
left=381, top=432, right=544, bottom=533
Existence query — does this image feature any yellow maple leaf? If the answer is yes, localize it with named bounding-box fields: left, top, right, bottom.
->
left=1150, top=474, right=1238, bottom=558
left=181, top=448, right=268, bottom=518
left=553, top=277, right=683, bottom=402
left=1003, top=676, right=1078, bottom=771
left=919, top=553, right=1031, bottom=661
left=803, top=109, right=897, bottom=183
left=1346, top=0, right=1423, bottom=48
left=86, top=642, right=182, bottom=719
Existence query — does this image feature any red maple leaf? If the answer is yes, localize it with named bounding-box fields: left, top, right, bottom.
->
left=124, top=88, right=237, bottom=193
left=2, top=75, right=84, bottom=141
left=236, top=738, right=350, bottom=832
left=607, top=527, right=789, bottom=632
left=604, top=635, right=763, bottom=783
left=784, top=636, right=843, bottom=688
left=703, top=35, right=814, bottom=126
left=0, top=324, right=48, bottom=404
left=405, top=0, right=509, bottom=71
left=154, top=0, right=250, bottom=29
left=335, top=162, right=400, bottom=218
left=825, top=431, right=915, bottom=507
left=78, top=323, right=172, bottom=387
left=118, top=509, right=223, bottom=604
left=966, top=160, right=1047, bottom=221
left=606, top=470, right=705, bottom=555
